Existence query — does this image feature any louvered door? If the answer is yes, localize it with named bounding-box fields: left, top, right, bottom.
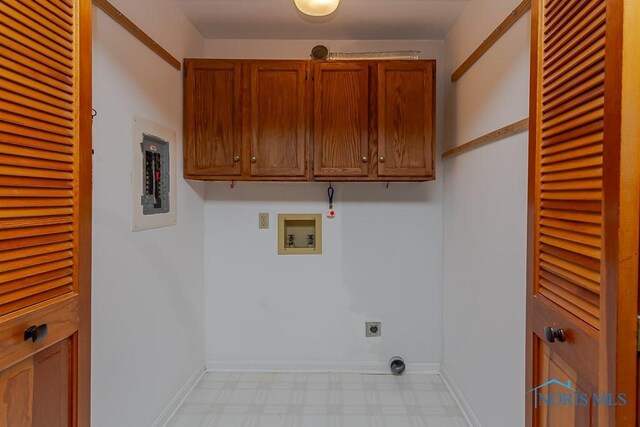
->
left=0, top=0, right=91, bottom=425
left=527, top=0, right=639, bottom=425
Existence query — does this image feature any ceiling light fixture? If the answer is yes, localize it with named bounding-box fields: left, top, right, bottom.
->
left=294, top=0, right=341, bottom=17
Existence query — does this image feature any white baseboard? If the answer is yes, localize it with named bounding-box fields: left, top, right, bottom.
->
left=152, top=363, right=205, bottom=427
left=205, top=360, right=440, bottom=375
left=439, top=364, right=481, bottom=427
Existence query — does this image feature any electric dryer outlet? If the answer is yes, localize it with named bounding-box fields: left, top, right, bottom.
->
left=366, top=322, right=381, bottom=337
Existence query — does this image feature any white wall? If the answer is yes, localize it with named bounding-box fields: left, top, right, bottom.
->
left=203, top=40, right=446, bottom=371
left=92, top=1, right=205, bottom=426
left=442, top=1, right=529, bottom=426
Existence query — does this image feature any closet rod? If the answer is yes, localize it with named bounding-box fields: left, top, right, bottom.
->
left=442, top=118, right=529, bottom=159
left=451, top=0, right=531, bottom=82
left=93, top=0, right=181, bottom=71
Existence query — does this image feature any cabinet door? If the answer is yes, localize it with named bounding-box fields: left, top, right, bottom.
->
left=248, top=61, right=307, bottom=177
left=377, top=61, right=435, bottom=178
left=527, top=0, right=639, bottom=425
left=0, top=339, right=71, bottom=427
left=0, top=357, right=33, bottom=427
left=0, top=0, right=92, bottom=424
left=185, top=60, right=242, bottom=176
left=313, top=62, right=369, bottom=177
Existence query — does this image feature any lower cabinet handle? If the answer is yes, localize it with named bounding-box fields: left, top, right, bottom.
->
left=24, top=324, right=48, bottom=343
left=544, top=326, right=566, bottom=343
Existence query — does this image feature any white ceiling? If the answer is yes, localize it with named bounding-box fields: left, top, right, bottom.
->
left=174, top=0, right=469, bottom=40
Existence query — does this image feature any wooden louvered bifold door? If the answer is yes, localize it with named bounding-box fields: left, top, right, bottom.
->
left=0, top=0, right=76, bottom=315
left=527, top=0, right=639, bottom=425
left=0, top=0, right=91, bottom=425
left=537, top=0, right=606, bottom=332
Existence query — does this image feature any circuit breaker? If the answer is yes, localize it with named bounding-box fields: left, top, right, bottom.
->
left=140, top=134, right=170, bottom=215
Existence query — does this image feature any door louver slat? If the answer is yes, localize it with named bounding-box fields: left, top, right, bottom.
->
left=17, top=1, right=73, bottom=37
left=542, top=57, right=604, bottom=102
left=0, top=267, right=72, bottom=295
left=0, top=35, right=72, bottom=78
left=0, top=242, right=74, bottom=263
left=0, top=232, right=73, bottom=251
left=543, top=0, right=600, bottom=47
left=3, top=1, right=73, bottom=43
left=32, top=0, right=73, bottom=22
left=0, top=143, right=73, bottom=163
left=0, top=6, right=73, bottom=60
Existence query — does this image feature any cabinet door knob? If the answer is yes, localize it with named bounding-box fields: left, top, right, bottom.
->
left=24, top=324, right=48, bottom=343
left=379, top=156, right=385, bottom=163
left=544, top=326, right=566, bottom=343
left=233, top=155, right=240, bottom=162
left=251, top=157, right=257, bottom=164
left=362, top=156, right=368, bottom=163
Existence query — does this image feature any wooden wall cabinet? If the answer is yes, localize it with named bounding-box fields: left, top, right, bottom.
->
left=184, top=59, right=436, bottom=182
left=377, top=61, right=435, bottom=178
left=185, top=60, right=242, bottom=177
left=185, top=59, right=310, bottom=181
left=248, top=61, right=309, bottom=179
left=313, top=61, right=370, bottom=178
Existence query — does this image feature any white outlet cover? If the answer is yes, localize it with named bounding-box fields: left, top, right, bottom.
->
left=259, top=213, right=269, bottom=229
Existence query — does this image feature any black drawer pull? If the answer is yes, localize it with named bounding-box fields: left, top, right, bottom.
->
left=24, top=324, right=48, bottom=343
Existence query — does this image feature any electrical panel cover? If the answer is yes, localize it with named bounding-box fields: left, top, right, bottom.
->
left=141, top=134, right=170, bottom=215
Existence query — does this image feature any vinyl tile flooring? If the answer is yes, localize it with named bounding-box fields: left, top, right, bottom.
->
left=168, top=372, right=468, bottom=427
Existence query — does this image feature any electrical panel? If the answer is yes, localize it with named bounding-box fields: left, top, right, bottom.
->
left=141, top=134, right=170, bottom=215
left=131, top=116, right=176, bottom=231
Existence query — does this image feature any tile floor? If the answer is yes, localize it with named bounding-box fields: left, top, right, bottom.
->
left=168, top=372, right=468, bottom=427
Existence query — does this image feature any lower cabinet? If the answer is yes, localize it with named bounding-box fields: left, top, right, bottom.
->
left=0, top=341, right=71, bottom=427
left=184, top=59, right=436, bottom=182
left=0, top=298, right=77, bottom=427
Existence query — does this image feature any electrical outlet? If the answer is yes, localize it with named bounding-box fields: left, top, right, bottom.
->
left=259, top=213, right=269, bottom=229
left=366, top=322, right=381, bottom=337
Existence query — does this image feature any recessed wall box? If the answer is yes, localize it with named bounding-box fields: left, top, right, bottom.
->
left=278, top=214, right=322, bottom=255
